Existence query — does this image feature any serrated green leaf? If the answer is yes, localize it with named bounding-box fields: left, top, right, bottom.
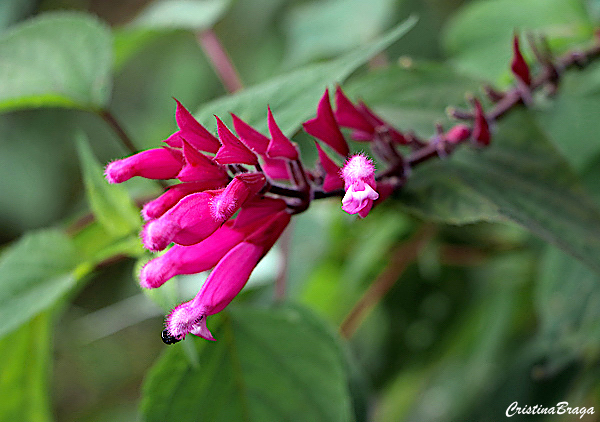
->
left=76, top=133, right=141, bottom=238
left=282, top=0, right=396, bottom=68
left=193, top=16, right=418, bottom=135
left=0, top=230, right=80, bottom=339
left=141, top=304, right=353, bottom=422
left=0, top=313, right=52, bottom=422
left=443, top=0, right=593, bottom=82
left=0, top=11, right=113, bottom=112
left=446, top=111, right=600, bottom=273
left=130, top=0, right=231, bottom=30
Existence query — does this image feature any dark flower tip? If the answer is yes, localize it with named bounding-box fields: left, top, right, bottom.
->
left=161, top=328, right=182, bottom=345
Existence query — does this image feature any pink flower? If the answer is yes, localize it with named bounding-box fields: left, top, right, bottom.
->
left=105, top=147, right=183, bottom=183
left=141, top=173, right=266, bottom=251
left=162, top=211, right=291, bottom=343
left=340, top=154, right=379, bottom=218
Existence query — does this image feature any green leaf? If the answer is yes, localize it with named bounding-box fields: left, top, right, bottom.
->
left=193, top=16, right=418, bottom=135
left=76, top=133, right=141, bottom=238
left=534, top=61, right=600, bottom=170
left=0, top=313, right=52, bottom=422
left=0, top=229, right=81, bottom=339
left=141, top=304, right=353, bottom=422
left=535, top=245, right=600, bottom=371
left=443, top=0, right=593, bottom=82
left=446, top=111, right=600, bottom=272
left=0, top=11, right=113, bottom=112
left=130, top=0, right=231, bottom=30
left=375, top=253, right=531, bottom=422
left=114, top=0, right=232, bottom=70
left=282, top=0, right=396, bottom=68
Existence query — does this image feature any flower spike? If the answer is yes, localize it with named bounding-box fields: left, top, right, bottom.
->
left=303, top=88, right=349, bottom=157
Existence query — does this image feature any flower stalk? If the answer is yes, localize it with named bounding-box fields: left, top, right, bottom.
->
left=102, top=33, right=600, bottom=343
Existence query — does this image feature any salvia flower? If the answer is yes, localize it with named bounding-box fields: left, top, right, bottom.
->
left=341, top=154, right=379, bottom=218
left=105, top=81, right=497, bottom=343
left=163, top=211, right=290, bottom=342
left=105, top=147, right=183, bottom=183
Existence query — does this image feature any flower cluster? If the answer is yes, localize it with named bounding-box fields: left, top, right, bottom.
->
left=105, top=88, right=395, bottom=343
left=104, top=31, right=600, bottom=344
left=104, top=75, right=508, bottom=343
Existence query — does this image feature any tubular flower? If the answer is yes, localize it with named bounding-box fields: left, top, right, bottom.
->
left=162, top=211, right=291, bottom=343
left=341, top=154, right=379, bottom=218
left=105, top=147, right=184, bottom=183
left=106, top=81, right=497, bottom=343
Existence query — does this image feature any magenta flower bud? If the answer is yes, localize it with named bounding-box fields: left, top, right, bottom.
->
left=164, top=99, right=221, bottom=153
left=177, top=140, right=229, bottom=184
left=510, top=34, right=531, bottom=86
left=141, top=173, right=266, bottom=251
left=303, top=88, right=349, bottom=157
left=105, top=148, right=183, bottom=184
left=141, top=200, right=288, bottom=289
left=314, top=142, right=343, bottom=192
left=266, top=107, right=299, bottom=160
left=142, top=180, right=229, bottom=221
left=231, top=113, right=269, bottom=155
left=140, top=221, right=245, bottom=288
left=164, top=211, right=291, bottom=342
left=472, top=98, right=491, bottom=146
left=444, top=124, right=471, bottom=145
left=141, top=190, right=220, bottom=251
left=233, top=196, right=287, bottom=229
left=341, top=154, right=379, bottom=218
left=214, top=116, right=258, bottom=165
